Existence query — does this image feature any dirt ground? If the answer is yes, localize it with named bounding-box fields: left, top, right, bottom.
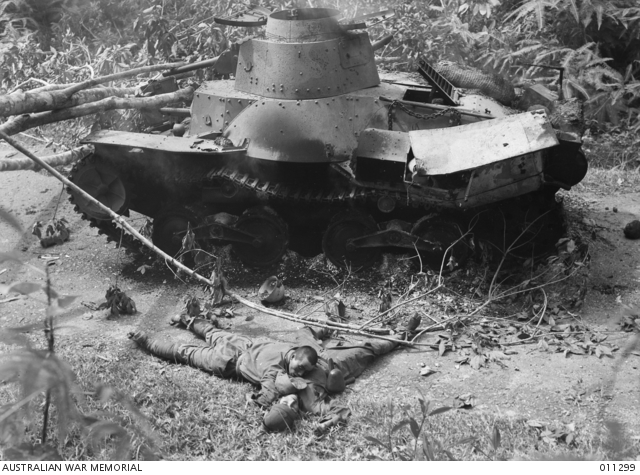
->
left=1, top=136, right=639, bottom=450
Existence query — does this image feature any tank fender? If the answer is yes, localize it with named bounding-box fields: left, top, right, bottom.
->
left=81, top=130, right=247, bottom=156
left=409, top=110, right=559, bottom=175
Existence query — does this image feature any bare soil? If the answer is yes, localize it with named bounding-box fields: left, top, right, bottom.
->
left=1, top=136, right=639, bottom=453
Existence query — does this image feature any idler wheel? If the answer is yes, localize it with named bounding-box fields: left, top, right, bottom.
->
left=411, top=217, right=470, bottom=271
left=152, top=207, right=200, bottom=258
left=232, top=206, right=289, bottom=267
left=322, top=211, right=380, bottom=270
left=68, top=156, right=127, bottom=220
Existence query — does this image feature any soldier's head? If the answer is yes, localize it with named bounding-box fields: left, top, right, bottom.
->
left=288, top=346, right=318, bottom=377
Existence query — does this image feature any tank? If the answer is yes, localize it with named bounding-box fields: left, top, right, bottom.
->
left=68, top=7, right=588, bottom=271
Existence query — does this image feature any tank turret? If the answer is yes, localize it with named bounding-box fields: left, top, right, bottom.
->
left=234, top=8, right=379, bottom=100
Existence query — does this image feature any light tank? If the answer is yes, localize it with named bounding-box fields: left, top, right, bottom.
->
left=68, top=6, right=588, bottom=270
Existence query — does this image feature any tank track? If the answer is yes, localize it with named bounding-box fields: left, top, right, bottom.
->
left=206, top=165, right=403, bottom=205
left=67, top=155, right=143, bottom=255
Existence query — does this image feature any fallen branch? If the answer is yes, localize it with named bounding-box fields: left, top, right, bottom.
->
left=0, top=87, right=195, bottom=136
left=0, top=131, right=426, bottom=348
left=0, top=62, right=186, bottom=118
left=0, top=145, right=93, bottom=172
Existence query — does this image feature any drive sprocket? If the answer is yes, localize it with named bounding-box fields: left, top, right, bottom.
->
left=67, top=154, right=140, bottom=253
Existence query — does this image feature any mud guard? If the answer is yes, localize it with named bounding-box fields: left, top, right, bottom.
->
left=408, top=110, right=558, bottom=175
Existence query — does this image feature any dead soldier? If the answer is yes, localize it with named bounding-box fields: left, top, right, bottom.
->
left=129, top=313, right=420, bottom=431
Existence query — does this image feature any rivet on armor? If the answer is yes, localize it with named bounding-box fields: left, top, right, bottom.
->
left=295, top=89, right=299, bottom=92
left=299, top=72, right=302, bottom=75
left=306, top=89, right=310, bottom=92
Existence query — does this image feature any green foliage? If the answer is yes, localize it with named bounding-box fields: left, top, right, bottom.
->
left=0, top=211, right=156, bottom=460
left=364, top=392, right=460, bottom=460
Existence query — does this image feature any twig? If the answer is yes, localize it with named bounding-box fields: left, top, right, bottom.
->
left=420, top=309, right=440, bottom=325
left=411, top=314, right=468, bottom=342
left=8, top=78, right=50, bottom=94
left=0, top=132, right=421, bottom=346
left=487, top=209, right=551, bottom=299
left=0, top=296, right=19, bottom=304
left=358, top=286, right=441, bottom=330
left=531, top=288, right=548, bottom=336
left=42, top=263, right=55, bottom=444
left=0, top=390, right=43, bottom=425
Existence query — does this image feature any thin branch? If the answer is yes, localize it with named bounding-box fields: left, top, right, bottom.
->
left=0, top=145, right=93, bottom=172
left=357, top=286, right=442, bottom=330
left=0, top=389, right=42, bottom=425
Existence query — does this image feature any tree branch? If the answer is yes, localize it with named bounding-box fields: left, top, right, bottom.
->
left=0, top=145, right=93, bottom=172
left=0, top=87, right=195, bottom=136
left=0, top=62, right=186, bottom=118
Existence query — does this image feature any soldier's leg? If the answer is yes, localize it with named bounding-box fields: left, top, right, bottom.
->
left=129, top=331, right=188, bottom=364
left=186, top=318, right=253, bottom=354
left=129, top=330, right=242, bottom=378
left=322, top=338, right=400, bottom=381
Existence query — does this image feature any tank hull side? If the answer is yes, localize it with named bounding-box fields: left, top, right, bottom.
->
left=225, top=94, right=382, bottom=163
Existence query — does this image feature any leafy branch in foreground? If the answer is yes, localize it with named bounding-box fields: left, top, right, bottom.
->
left=0, top=209, right=157, bottom=460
